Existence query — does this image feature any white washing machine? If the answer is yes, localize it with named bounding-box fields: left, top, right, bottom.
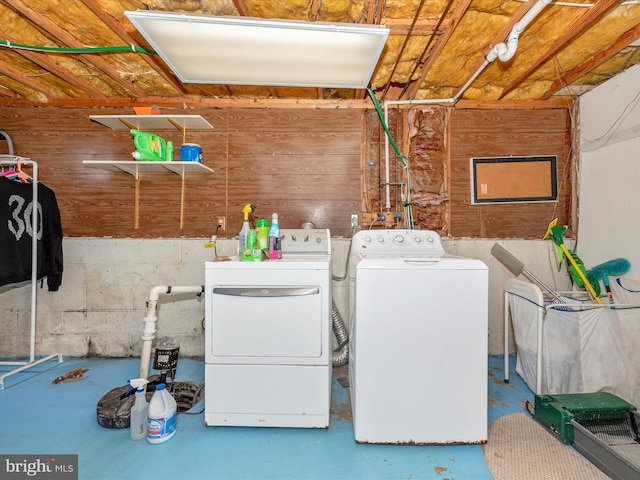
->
left=204, top=229, right=332, bottom=428
left=348, top=229, right=488, bottom=444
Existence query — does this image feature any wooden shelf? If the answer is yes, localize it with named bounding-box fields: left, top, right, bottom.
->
left=89, top=115, right=213, bottom=131
left=89, top=114, right=213, bottom=144
left=82, top=160, right=213, bottom=180
left=86, top=115, right=214, bottom=230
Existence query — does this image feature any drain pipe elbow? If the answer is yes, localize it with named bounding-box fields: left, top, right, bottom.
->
left=487, top=0, right=551, bottom=64
left=487, top=33, right=518, bottom=63
left=138, top=284, right=205, bottom=379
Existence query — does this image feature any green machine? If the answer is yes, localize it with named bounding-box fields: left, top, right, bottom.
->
left=534, top=392, right=640, bottom=479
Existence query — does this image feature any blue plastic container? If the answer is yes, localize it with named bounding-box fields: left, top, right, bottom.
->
left=179, top=143, right=203, bottom=163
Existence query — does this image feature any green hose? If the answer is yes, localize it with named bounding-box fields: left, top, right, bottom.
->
left=367, top=88, right=413, bottom=228
left=0, top=40, right=156, bottom=55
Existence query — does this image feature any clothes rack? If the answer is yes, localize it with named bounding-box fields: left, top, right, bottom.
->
left=0, top=155, right=62, bottom=389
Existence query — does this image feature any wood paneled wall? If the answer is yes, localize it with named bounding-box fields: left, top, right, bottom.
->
left=0, top=107, right=363, bottom=238
left=0, top=105, right=571, bottom=240
left=449, top=109, right=571, bottom=238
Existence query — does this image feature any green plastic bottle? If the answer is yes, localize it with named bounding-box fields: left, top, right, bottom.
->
left=256, top=219, right=269, bottom=252
left=242, top=230, right=256, bottom=262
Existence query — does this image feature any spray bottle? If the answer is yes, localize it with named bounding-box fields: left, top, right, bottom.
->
left=127, top=378, right=149, bottom=441
left=238, top=204, right=254, bottom=257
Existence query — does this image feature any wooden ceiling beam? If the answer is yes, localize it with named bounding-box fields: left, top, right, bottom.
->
left=80, top=0, right=187, bottom=97
left=0, top=85, right=19, bottom=98
left=450, top=1, right=539, bottom=101
left=3, top=0, right=147, bottom=97
left=403, top=0, right=472, bottom=100
left=384, top=19, right=447, bottom=36
left=0, top=94, right=571, bottom=110
left=1, top=33, right=106, bottom=98
left=545, top=22, right=640, bottom=98
left=0, top=59, right=55, bottom=97
left=232, top=0, right=249, bottom=17
left=499, top=0, right=621, bottom=100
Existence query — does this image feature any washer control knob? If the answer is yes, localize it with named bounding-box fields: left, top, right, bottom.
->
left=364, top=236, right=372, bottom=243
left=377, top=236, right=385, bottom=243
left=414, top=236, right=422, bottom=243
left=426, top=236, right=434, bottom=243
left=393, top=235, right=404, bottom=244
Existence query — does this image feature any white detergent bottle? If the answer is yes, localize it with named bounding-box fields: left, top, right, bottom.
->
left=147, top=383, right=177, bottom=444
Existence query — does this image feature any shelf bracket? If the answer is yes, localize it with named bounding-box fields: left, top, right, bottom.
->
left=167, top=118, right=187, bottom=144
left=117, top=117, right=137, bottom=131
left=134, top=177, right=140, bottom=229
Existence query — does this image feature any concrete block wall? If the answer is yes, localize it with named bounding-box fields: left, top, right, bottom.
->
left=0, top=236, right=569, bottom=360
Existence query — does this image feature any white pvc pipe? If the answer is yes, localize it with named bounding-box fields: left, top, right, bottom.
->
left=488, top=0, right=551, bottom=63
left=138, top=285, right=204, bottom=379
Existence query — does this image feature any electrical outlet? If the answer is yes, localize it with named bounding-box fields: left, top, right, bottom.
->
left=217, top=216, right=226, bottom=231
left=350, top=213, right=359, bottom=229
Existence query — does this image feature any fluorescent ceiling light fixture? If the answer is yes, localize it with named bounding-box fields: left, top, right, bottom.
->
left=125, top=11, right=389, bottom=89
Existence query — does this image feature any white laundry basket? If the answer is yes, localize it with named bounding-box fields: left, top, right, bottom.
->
left=504, top=278, right=639, bottom=406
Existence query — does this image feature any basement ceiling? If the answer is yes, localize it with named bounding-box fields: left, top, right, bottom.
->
left=0, top=0, right=639, bottom=108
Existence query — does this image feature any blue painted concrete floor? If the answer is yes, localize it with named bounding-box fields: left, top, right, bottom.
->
left=0, top=355, right=532, bottom=480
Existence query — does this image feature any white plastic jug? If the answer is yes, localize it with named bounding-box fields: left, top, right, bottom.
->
left=147, top=383, right=177, bottom=444
left=130, top=387, right=148, bottom=441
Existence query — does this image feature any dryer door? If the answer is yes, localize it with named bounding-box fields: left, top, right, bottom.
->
left=209, top=285, right=323, bottom=361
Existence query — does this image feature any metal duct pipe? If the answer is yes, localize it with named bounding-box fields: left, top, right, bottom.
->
left=0, top=129, right=14, bottom=156
left=139, top=285, right=204, bottom=379
left=331, top=300, right=349, bottom=367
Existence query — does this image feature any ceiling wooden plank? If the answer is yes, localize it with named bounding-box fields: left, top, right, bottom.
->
left=545, top=21, right=640, bottom=98
left=80, top=0, right=187, bottom=97
left=499, top=0, right=621, bottom=100
left=3, top=0, right=147, bottom=97
left=384, top=19, right=447, bottom=36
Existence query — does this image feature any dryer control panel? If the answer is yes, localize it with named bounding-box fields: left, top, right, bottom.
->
left=280, top=228, right=331, bottom=255
left=351, top=229, right=445, bottom=258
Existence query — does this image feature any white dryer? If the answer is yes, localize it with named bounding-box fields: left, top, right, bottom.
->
left=348, top=229, right=488, bottom=444
left=204, top=229, right=332, bottom=429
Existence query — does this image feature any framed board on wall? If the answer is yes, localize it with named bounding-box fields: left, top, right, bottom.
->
left=470, top=155, right=558, bottom=204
